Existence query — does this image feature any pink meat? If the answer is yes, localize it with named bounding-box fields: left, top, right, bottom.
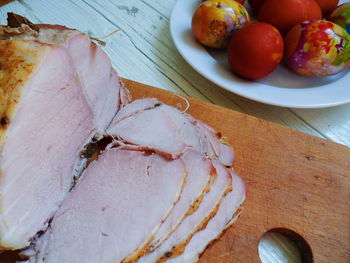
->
left=108, top=99, right=234, bottom=166
left=136, top=161, right=232, bottom=263
left=107, top=108, right=187, bottom=159
left=0, top=40, right=95, bottom=249
left=64, top=31, right=122, bottom=132
left=193, top=119, right=234, bottom=166
left=1, top=24, right=127, bottom=132
left=158, top=105, right=202, bottom=152
left=110, top=98, right=160, bottom=123
left=144, top=150, right=215, bottom=253
left=166, top=170, right=246, bottom=263
left=29, top=149, right=187, bottom=263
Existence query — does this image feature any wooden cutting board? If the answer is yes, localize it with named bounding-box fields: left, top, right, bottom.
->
left=1, top=79, right=349, bottom=262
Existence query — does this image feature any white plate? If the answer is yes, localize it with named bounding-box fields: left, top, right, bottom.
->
left=169, top=0, right=350, bottom=108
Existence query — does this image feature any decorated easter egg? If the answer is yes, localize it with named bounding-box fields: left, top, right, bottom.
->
left=192, top=0, right=250, bottom=48
left=328, top=3, right=350, bottom=34
left=284, top=20, right=350, bottom=77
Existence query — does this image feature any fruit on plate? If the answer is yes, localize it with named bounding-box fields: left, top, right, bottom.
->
left=248, top=0, right=266, bottom=15
left=328, top=3, right=350, bottom=33
left=227, top=22, right=284, bottom=80
left=258, top=0, right=322, bottom=34
left=284, top=20, right=350, bottom=77
left=315, top=0, right=339, bottom=16
left=192, top=0, right=250, bottom=48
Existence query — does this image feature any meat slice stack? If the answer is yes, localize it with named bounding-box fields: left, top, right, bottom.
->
left=0, top=17, right=126, bottom=250
left=29, top=149, right=187, bottom=263
left=23, top=99, right=245, bottom=263
left=1, top=14, right=245, bottom=263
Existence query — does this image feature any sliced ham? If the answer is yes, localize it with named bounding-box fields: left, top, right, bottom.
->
left=158, top=105, right=202, bottom=152
left=1, top=23, right=128, bottom=132
left=108, top=108, right=186, bottom=158
left=110, top=98, right=160, bottom=123
left=28, top=149, right=187, bottom=263
left=166, top=170, right=246, bottom=263
left=192, top=119, right=234, bottom=166
left=135, top=161, right=232, bottom=263
left=0, top=18, right=127, bottom=250
left=122, top=150, right=215, bottom=262
left=0, top=40, right=95, bottom=249
left=1, top=16, right=245, bottom=262
left=107, top=99, right=234, bottom=166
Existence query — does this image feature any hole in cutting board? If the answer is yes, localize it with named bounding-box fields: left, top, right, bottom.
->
left=258, top=228, right=313, bottom=263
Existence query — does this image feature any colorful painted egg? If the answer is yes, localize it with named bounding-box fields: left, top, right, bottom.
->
left=284, top=20, right=350, bottom=77
left=191, top=0, right=250, bottom=48
left=328, top=3, right=350, bottom=34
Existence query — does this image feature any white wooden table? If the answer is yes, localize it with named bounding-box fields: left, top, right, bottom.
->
left=1, top=0, right=349, bottom=262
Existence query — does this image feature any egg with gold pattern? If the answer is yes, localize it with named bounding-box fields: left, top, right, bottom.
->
left=191, top=0, right=250, bottom=48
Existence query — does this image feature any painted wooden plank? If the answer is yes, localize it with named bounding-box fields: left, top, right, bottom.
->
left=294, top=104, right=350, bottom=146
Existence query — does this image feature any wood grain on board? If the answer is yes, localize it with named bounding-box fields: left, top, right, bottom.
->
left=1, top=79, right=349, bottom=263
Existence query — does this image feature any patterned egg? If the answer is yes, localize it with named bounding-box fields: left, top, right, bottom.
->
left=192, top=0, right=250, bottom=48
left=284, top=20, right=350, bottom=77
left=328, top=3, right=350, bottom=34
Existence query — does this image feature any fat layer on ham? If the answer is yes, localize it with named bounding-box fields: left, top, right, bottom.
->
left=28, top=149, right=187, bottom=263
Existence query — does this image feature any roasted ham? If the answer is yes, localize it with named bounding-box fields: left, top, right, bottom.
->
left=0, top=40, right=95, bottom=249
left=107, top=99, right=235, bottom=165
left=166, top=170, right=246, bottom=263
left=0, top=22, right=128, bottom=133
left=1, top=14, right=246, bottom=263
left=0, top=19, right=126, bottom=249
left=136, top=161, right=233, bottom=263
left=26, top=149, right=187, bottom=263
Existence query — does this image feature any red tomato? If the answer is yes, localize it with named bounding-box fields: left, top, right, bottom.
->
left=258, top=0, right=322, bottom=34
left=227, top=22, right=284, bottom=80
left=315, top=0, right=339, bottom=15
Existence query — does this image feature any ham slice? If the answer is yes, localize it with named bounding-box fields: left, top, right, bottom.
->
left=110, top=98, right=161, bottom=123
left=0, top=17, right=127, bottom=250
left=1, top=23, right=128, bottom=133
left=166, top=170, right=246, bottom=263
left=28, top=149, right=187, bottom=263
left=108, top=108, right=186, bottom=159
left=146, top=151, right=214, bottom=251
left=135, top=161, right=232, bottom=263
left=0, top=40, right=95, bottom=249
left=107, top=99, right=234, bottom=165
left=122, top=150, right=216, bottom=262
